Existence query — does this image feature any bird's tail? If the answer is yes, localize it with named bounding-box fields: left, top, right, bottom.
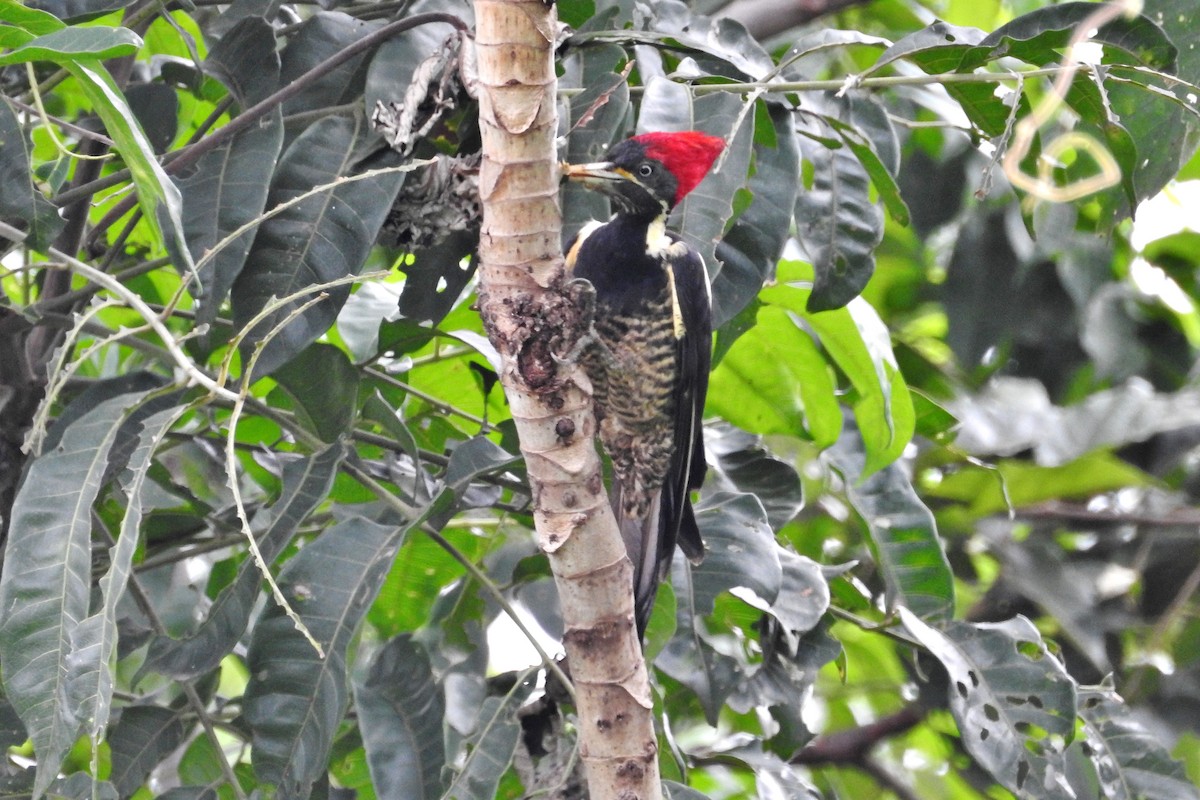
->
left=615, top=485, right=703, bottom=638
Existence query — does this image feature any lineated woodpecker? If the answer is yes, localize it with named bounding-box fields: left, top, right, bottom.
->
left=563, top=131, right=724, bottom=636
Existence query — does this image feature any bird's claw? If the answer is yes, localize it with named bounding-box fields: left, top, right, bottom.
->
left=553, top=277, right=599, bottom=365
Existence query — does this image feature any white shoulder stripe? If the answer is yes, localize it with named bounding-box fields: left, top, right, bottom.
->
left=566, top=220, right=604, bottom=273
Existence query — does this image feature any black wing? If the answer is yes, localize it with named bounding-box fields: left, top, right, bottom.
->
left=657, top=238, right=711, bottom=576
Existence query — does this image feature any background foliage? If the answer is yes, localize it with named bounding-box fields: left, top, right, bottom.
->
left=2, top=0, right=1200, bottom=797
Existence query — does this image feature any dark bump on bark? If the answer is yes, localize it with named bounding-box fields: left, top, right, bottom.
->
left=563, top=491, right=577, bottom=508
left=555, top=417, right=575, bottom=439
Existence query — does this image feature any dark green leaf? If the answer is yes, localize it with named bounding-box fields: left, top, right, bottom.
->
left=1077, top=683, right=1200, bottom=800
left=825, top=421, right=953, bottom=622
left=363, top=6, right=463, bottom=116
left=108, top=706, right=187, bottom=797
left=278, top=12, right=381, bottom=120
left=396, top=230, right=478, bottom=327
left=142, top=442, right=344, bottom=679
left=68, top=406, right=180, bottom=778
left=768, top=550, right=830, bottom=636
left=244, top=514, right=408, bottom=798
left=0, top=98, right=64, bottom=250
left=181, top=17, right=283, bottom=323
left=205, top=15, right=280, bottom=108
left=272, top=343, right=361, bottom=442
left=711, top=103, right=801, bottom=327
left=658, top=559, right=741, bottom=724
left=868, top=21, right=986, bottom=75
left=663, top=781, right=711, bottom=799
left=561, top=43, right=632, bottom=240
left=353, top=636, right=445, bottom=800
left=706, top=424, right=805, bottom=531
left=125, top=83, right=178, bottom=154
left=972, top=2, right=1176, bottom=71
left=0, top=393, right=142, bottom=797
left=690, top=492, right=782, bottom=615
left=902, top=612, right=1079, bottom=800
left=442, top=681, right=533, bottom=800
left=231, top=115, right=407, bottom=377
left=796, top=100, right=883, bottom=312
left=821, top=95, right=910, bottom=226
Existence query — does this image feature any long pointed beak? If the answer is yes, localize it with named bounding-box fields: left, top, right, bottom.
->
left=563, top=161, right=631, bottom=185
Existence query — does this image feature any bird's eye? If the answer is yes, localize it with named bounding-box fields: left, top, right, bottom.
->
left=638, top=164, right=654, bottom=178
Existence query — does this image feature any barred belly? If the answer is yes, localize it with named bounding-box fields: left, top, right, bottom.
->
left=584, top=292, right=679, bottom=520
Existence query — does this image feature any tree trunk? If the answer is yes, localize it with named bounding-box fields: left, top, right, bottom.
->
left=471, top=1, right=663, bottom=798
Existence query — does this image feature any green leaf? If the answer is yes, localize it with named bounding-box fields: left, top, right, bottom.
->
left=768, top=550, right=831, bottom=636
left=561, top=43, right=631, bottom=240
left=901, top=612, right=1079, bottom=800
left=0, top=393, right=141, bottom=798
left=970, top=2, right=1176, bottom=71
left=706, top=424, right=805, bottom=531
left=868, top=20, right=986, bottom=76
left=67, top=406, right=180, bottom=787
left=231, top=114, right=407, bottom=377
left=63, top=58, right=194, bottom=276
left=0, top=97, right=64, bottom=250
left=279, top=12, right=382, bottom=122
left=821, top=97, right=910, bottom=226
left=712, top=103, right=801, bottom=327
left=688, top=492, right=782, bottom=615
left=708, top=305, right=841, bottom=447
left=442, top=681, right=533, bottom=800
left=272, top=343, right=361, bottom=442
left=244, top=514, right=408, bottom=798
left=0, top=2, right=66, bottom=35
left=180, top=16, right=283, bottom=325
left=826, top=421, right=953, bottom=622
left=0, top=25, right=140, bottom=65
left=796, top=101, right=883, bottom=312
left=928, top=452, right=1150, bottom=517
left=353, top=636, right=445, bottom=800
left=142, top=442, right=344, bottom=680
left=658, top=558, right=741, bottom=725
left=108, top=706, right=187, bottom=798
left=1077, top=683, right=1200, bottom=800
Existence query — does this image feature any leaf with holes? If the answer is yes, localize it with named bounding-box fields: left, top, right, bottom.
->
left=901, top=611, right=1079, bottom=800
left=1077, top=683, right=1200, bottom=800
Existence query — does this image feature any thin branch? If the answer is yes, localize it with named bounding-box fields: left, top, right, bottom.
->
left=344, top=460, right=576, bottom=703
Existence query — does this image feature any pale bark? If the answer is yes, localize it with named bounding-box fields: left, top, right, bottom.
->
left=471, top=1, right=662, bottom=798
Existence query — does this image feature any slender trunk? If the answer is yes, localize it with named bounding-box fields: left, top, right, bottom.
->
left=471, top=1, right=663, bottom=797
